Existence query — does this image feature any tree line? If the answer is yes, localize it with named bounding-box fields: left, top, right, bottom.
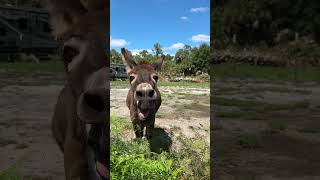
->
left=213, top=0, right=320, bottom=47
left=111, top=43, right=210, bottom=76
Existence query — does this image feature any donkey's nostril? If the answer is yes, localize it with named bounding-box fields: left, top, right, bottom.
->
left=136, top=91, right=143, bottom=97
left=83, top=93, right=105, bottom=112
left=148, top=90, right=155, bottom=97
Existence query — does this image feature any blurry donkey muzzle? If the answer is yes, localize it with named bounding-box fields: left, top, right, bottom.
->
left=77, top=68, right=107, bottom=124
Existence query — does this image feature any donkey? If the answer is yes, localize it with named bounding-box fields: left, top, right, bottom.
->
left=121, top=48, right=164, bottom=139
left=48, top=0, right=109, bottom=179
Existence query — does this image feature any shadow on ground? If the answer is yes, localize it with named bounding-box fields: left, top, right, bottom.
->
left=148, top=128, right=172, bottom=153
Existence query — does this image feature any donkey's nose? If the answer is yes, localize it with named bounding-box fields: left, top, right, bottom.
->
left=136, top=90, right=144, bottom=97
left=83, top=89, right=106, bottom=112
left=136, top=89, right=155, bottom=98
left=148, top=89, right=155, bottom=97
left=135, top=83, right=157, bottom=100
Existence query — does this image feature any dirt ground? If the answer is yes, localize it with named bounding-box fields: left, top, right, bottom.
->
left=111, top=85, right=210, bottom=144
left=212, top=78, right=320, bottom=180
left=0, top=85, right=64, bottom=179
left=0, top=84, right=210, bottom=179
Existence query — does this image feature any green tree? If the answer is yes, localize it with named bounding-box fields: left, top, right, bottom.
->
left=110, top=49, right=122, bottom=64
left=153, top=43, right=163, bottom=57
left=139, top=50, right=149, bottom=59
left=174, top=45, right=192, bottom=64
left=190, top=44, right=210, bottom=73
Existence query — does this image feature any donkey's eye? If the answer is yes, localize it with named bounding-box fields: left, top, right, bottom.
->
left=129, top=75, right=135, bottom=82
left=63, top=46, right=79, bottom=64
left=152, top=75, right=159, bottom=82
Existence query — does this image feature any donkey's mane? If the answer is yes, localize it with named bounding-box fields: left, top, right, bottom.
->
left=131, top=60, right=154, bottom=72
left=137, top=60, right=150, bottom=65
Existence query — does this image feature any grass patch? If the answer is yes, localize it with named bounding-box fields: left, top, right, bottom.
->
left=236, top=133, right=263, bottom=148
left=214, top=97, right=260, bottom=107
left=211, top=124, right=223, bottom=130
left=0, top=160, right=23, bottom=180
left=159, top=81, right=209, bottom=88
left=250, top=86, right=312, bottom=94
left=216, top=111, right=263, bottom=120
left=15, top=143, right=29, bottom=149
left=0, top=138, right=17, bottom=147
left=212, top=64, right=320, bottom=82
left=177, top=93, right=209, bottom=101
left=111, top=115, right=209, bottom=179
left=297, top=128, right=319, bottom=134
left=215, top=97, right=310, bottom=112
left=111, top=80, right=210, bottom=89
left=268, top=121, right=287, bottom=131
left=0, top=61, right=64, bottom=76
left=176, top=102, right=200, bottom=110
left=0, top=61, right=64, bottom=87
left=0, top=121, right=14, bottom=128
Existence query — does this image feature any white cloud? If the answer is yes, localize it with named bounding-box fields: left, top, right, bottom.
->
left=190, top=34, right=210, bottom=43
left=190, top=7, right=209, bottom=13
left=130, top=49, right=152, bottom=56
left=180, top=16, right=189, bottom=21
left=110, top=36, right=128, bottom=47
left=163, top=43, right=185, bottom=51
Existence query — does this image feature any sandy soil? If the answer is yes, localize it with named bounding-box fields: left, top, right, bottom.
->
left=212, top=78, right=320, bottom=180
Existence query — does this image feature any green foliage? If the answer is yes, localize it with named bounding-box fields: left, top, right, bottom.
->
left=237, top=133, right=263, bottom=148
left=110, top=43, right=210, bottom=77
left=190, top=44, right=210, bottom=73
left=268, top=121, right=287, bottom=131
left=110, top=115, right=210, bottom=179
left=111, top=49, right=122, bottom=64
left=214, top=0, right=320, bottom=46
left=110, top=116, right=183, bottom=179
left=153, top=43, right=163, bottom=57
left=0, top=160, right=23, bottom=180
left=0, top=61, right=64, bottom=87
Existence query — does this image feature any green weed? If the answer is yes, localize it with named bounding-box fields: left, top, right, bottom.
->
left=110, top=115, right=210, bottom=179
left=0, top=160, right=23, bottom=180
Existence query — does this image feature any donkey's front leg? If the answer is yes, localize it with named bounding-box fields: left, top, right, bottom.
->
left=133, top=121, right=144, bottom=138
left=146, top=118, right=155, bottom=139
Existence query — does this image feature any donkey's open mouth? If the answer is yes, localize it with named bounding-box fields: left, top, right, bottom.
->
left=137, top=106, right=150, bottom=120
left=87, top=123, right=109, bottom=180
left=87, top=146, right=109, bottom=180
left=136, top=100, right=156, bottom=121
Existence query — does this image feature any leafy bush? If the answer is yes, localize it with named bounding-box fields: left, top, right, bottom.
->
left=110, top=115, right=210, bottom=179
left=110, top=116, right=183, bottom=179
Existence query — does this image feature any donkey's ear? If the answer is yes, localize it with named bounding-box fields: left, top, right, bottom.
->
left=152, top=55, right=165, bottom=71
left=47, top=0, right=87, bottom=37
left=121, top=48, right=136, bottom=74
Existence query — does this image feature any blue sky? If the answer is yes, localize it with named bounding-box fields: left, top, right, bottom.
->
left=110, top=0, right=210, bottom=55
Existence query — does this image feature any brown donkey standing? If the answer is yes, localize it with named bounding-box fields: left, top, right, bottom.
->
left=121, top=48, right=164, bottom=139
left=48, top=0, right=109, bottom=179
